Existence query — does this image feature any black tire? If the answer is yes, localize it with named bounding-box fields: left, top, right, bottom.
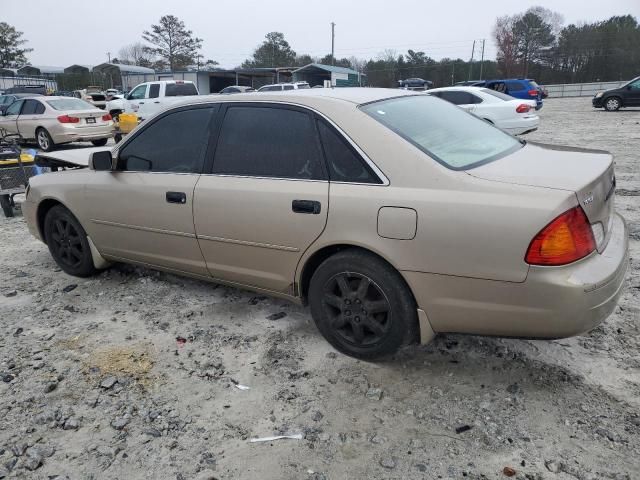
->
left=308, top=249, right=418, bottom=360
left=604, top=97, right=622, bottom=112
left=91, top=139, right=108, bottom=147
left=0, top=195, right=13, bottom=218
left=44, top=205, right=97, bottom=277
left=36, top=128, right=55, bottom=152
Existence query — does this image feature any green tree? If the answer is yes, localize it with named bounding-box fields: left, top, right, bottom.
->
left=319, top=54, right=351, bottom=68
left=512, top=9, right=555, bottom=77
left=142, top=15, right=203, bottom=70
left=0, top=22, right=32, bottom=68
left=242, top=32, right=296, bottom=68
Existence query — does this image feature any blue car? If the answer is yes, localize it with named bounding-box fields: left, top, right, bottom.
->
left=483, top=79, right=544, bottom=110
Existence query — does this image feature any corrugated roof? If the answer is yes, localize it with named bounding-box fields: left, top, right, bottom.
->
left=92, top=63, right=155, bottom=74
left=32, top=66, right=65, bottom=74
left=293, top=63, right=361, bottom=75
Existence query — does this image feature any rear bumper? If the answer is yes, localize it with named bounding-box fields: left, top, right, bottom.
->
left=501, top=116, right=540, bottom=136
left=402, top=213, right=629, bottom=339
left=50, top=123, right=113, bottom=144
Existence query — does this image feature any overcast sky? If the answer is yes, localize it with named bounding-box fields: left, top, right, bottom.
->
left=4, top=0, right=639, bottom=68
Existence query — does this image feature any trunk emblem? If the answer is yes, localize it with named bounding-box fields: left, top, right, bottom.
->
left=582, top=192, right=594, bottom=206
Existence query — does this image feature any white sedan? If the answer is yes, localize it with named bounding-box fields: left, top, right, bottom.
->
left=427, top=86, right=539, bottom=135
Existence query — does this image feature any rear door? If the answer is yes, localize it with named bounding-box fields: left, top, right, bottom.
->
left=193, top=103, right=329, bottom=294
left=16, top=99, right=46, bottom=139
left=84, top=104, right=217, bottom=275
left=624, top=78, right=640, bottom=106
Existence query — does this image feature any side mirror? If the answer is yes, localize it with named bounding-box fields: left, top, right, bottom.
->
left=89, top=150, right=113, bottom=171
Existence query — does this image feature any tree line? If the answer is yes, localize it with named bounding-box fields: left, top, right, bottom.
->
left=1, top=9, right=638, bottom=87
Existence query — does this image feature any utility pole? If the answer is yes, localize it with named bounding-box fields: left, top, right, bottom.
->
left=468, top=40, right=475, bottom=81
left=107, top=52, right=111, bottom=63
left=451, top=62, right=455, bottom=85
left=479, top=39, right=485, bottom=80
left=331, top=22, right=336, bottom=66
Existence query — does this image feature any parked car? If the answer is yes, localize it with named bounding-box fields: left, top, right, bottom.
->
left=73, top=87, right=107, bottom=110
left=4, top=85, right=47, bottom=95
left=592, top=76, right=640, bottom=111
left=220, top=85, right=256, bottom=94
left=106, top=80, right=199, bottom=120
left=484, top=79, right=543, bottom=109
left=427, top=86, right=539, bottom=135
left=257, top=82, right=310, bottom=92
left=0, top=93, right=43, bottom=114
left=23, top=88, right=627, bottom=359
left=398, top=78, right=433, bottom=91
left=0, top=96, right=113, bottom=151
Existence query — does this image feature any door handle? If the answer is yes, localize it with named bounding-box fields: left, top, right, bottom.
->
left=166, top=191, right=186, bottom=204
left=139, top=101, right=145, bottom=104
left=153, top=101, right=160, bottom=104
left=292, top=199, right=321, bottom=214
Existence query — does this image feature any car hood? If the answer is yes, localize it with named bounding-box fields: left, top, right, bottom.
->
left=36, top=147, right=107, bottom=169
left=465, top=142, right=612, bottom=192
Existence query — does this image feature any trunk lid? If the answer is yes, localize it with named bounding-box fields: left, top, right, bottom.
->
left=467, top=142, right=616, bottom=251
left=64, top=109, right=110, bottom=128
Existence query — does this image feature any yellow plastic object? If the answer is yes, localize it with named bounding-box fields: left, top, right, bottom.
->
left=117, top=113, right=139, bottom=134
left=0, top=152, right=35, bottom=166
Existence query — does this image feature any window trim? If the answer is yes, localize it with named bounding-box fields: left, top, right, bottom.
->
left=114, top=103, right=218, bottom=174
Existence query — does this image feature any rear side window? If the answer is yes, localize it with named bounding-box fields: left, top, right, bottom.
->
left=149, top=84, right=160, bottom=99
left=21, top=100, right=39, bottom=115
left=213, top=106, right=325, bottom=180
left=317, top=120, right=381, bottom=184
left=507, top=81, right=525, bottom=91
left=481, top=89, right=514, bottom=101
left=283, top=85, right=294, bottom=91
left=119, top=107, right=215, bottom=173
left=437, top=91, right=481, bottom=105
left=165, top=83, right=198, bottom=96
left=260, top=85, right=282, bottom=92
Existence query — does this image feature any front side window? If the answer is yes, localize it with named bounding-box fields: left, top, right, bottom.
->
left=128, top=85, right=147, bottom=100
left=317, top=120, right=381, bottom=184
left=260, top=85, right=282, bottom=92
left=213, top=106, right=325, bottom=180
left=438, top=91, right=477, bottom=105
left=118, top=107, right=215, bottom=173
left=5, top=100, right=23, bottom=116
left=628, top=79, right=640, bottom=90
left=283, top=85, right=294, bottom=91
left=361, top=95, right=522, bottom=170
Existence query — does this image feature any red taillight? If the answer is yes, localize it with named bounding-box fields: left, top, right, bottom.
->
left=525, top=206, right=596, bottom=266
left=102, top=113, right=112, bottom=121
left=528, top=89, right=538, bottom=97
left=57, top=115, right=80, bottom=124
left=516, top=104, right=531, bottom=113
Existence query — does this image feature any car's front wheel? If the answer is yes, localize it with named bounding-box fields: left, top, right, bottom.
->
left=44, top=205, right=97, bottom=277
left=91, top=139, right=108, bottom=147
left=36, top=128, right=55, bottom=152
left=604, top=97, right=622, bottom=112
left=308, top=249, right=418, bottom=360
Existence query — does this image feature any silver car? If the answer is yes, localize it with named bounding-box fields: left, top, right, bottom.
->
left=0, top=96, right=114, bottom=151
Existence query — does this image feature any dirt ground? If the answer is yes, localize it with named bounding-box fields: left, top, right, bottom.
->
left=0, top=97, right=638, bottom=480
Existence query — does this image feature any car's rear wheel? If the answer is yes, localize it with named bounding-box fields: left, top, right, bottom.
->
left=308, top=249, right=418, bottom=360
left=604, top=97, right=621, bottom=112
left=36, top=128, right=55, bottom=152
left=91, top=139, right=108, bottom=147
left=44, top=205, right=97, bottom=277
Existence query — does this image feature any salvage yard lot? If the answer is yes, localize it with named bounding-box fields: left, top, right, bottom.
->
left=0, top=97, right=639, bottom=479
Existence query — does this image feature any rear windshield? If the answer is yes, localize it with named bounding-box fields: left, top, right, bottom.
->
left=46, top=98, right=95, bottom=111
left=296, top=84, right=310, bottom=89
left=528, top=81, right=540, bottom=88
left=165, top=83, right=198, bottom=97
left=481, top=89, right=515, bottom=101
left=360, top=95, right=522, bottom=170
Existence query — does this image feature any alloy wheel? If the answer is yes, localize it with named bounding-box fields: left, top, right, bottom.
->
left=605, top=98, right=620, bottom=111
left=321, top=272, right=391, bottom=346
left=37, top=130, right=50, bottom=150
left=50, top=217, right=84, bottom=269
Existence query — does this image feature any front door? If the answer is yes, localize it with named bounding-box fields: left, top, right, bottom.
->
left=83, top=105, right=218, bottom=276
left=193, top=103, right=329, bottom=294
left=624, top=78, right=640, bottom=106
left=0, top=100, right=23, bottom=135
left=126, top=84, right=148, bottom=114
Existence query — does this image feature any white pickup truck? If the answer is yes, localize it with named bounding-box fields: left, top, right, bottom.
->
left=106, top=80, right=199, bottom=120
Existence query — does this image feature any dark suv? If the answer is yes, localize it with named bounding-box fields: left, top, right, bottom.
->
left=592, top=76, right=640, bottom=111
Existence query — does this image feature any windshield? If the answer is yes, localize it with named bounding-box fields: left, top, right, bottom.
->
left=360, top=95, right=523, bottom=170
left=46, top=98, right=95, bottom=111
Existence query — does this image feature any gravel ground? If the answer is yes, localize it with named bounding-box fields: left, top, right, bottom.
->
left=0, top=97, right=639, bottom=480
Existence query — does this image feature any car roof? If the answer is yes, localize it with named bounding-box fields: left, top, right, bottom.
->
left=180, top=87, right=415, bottom=107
